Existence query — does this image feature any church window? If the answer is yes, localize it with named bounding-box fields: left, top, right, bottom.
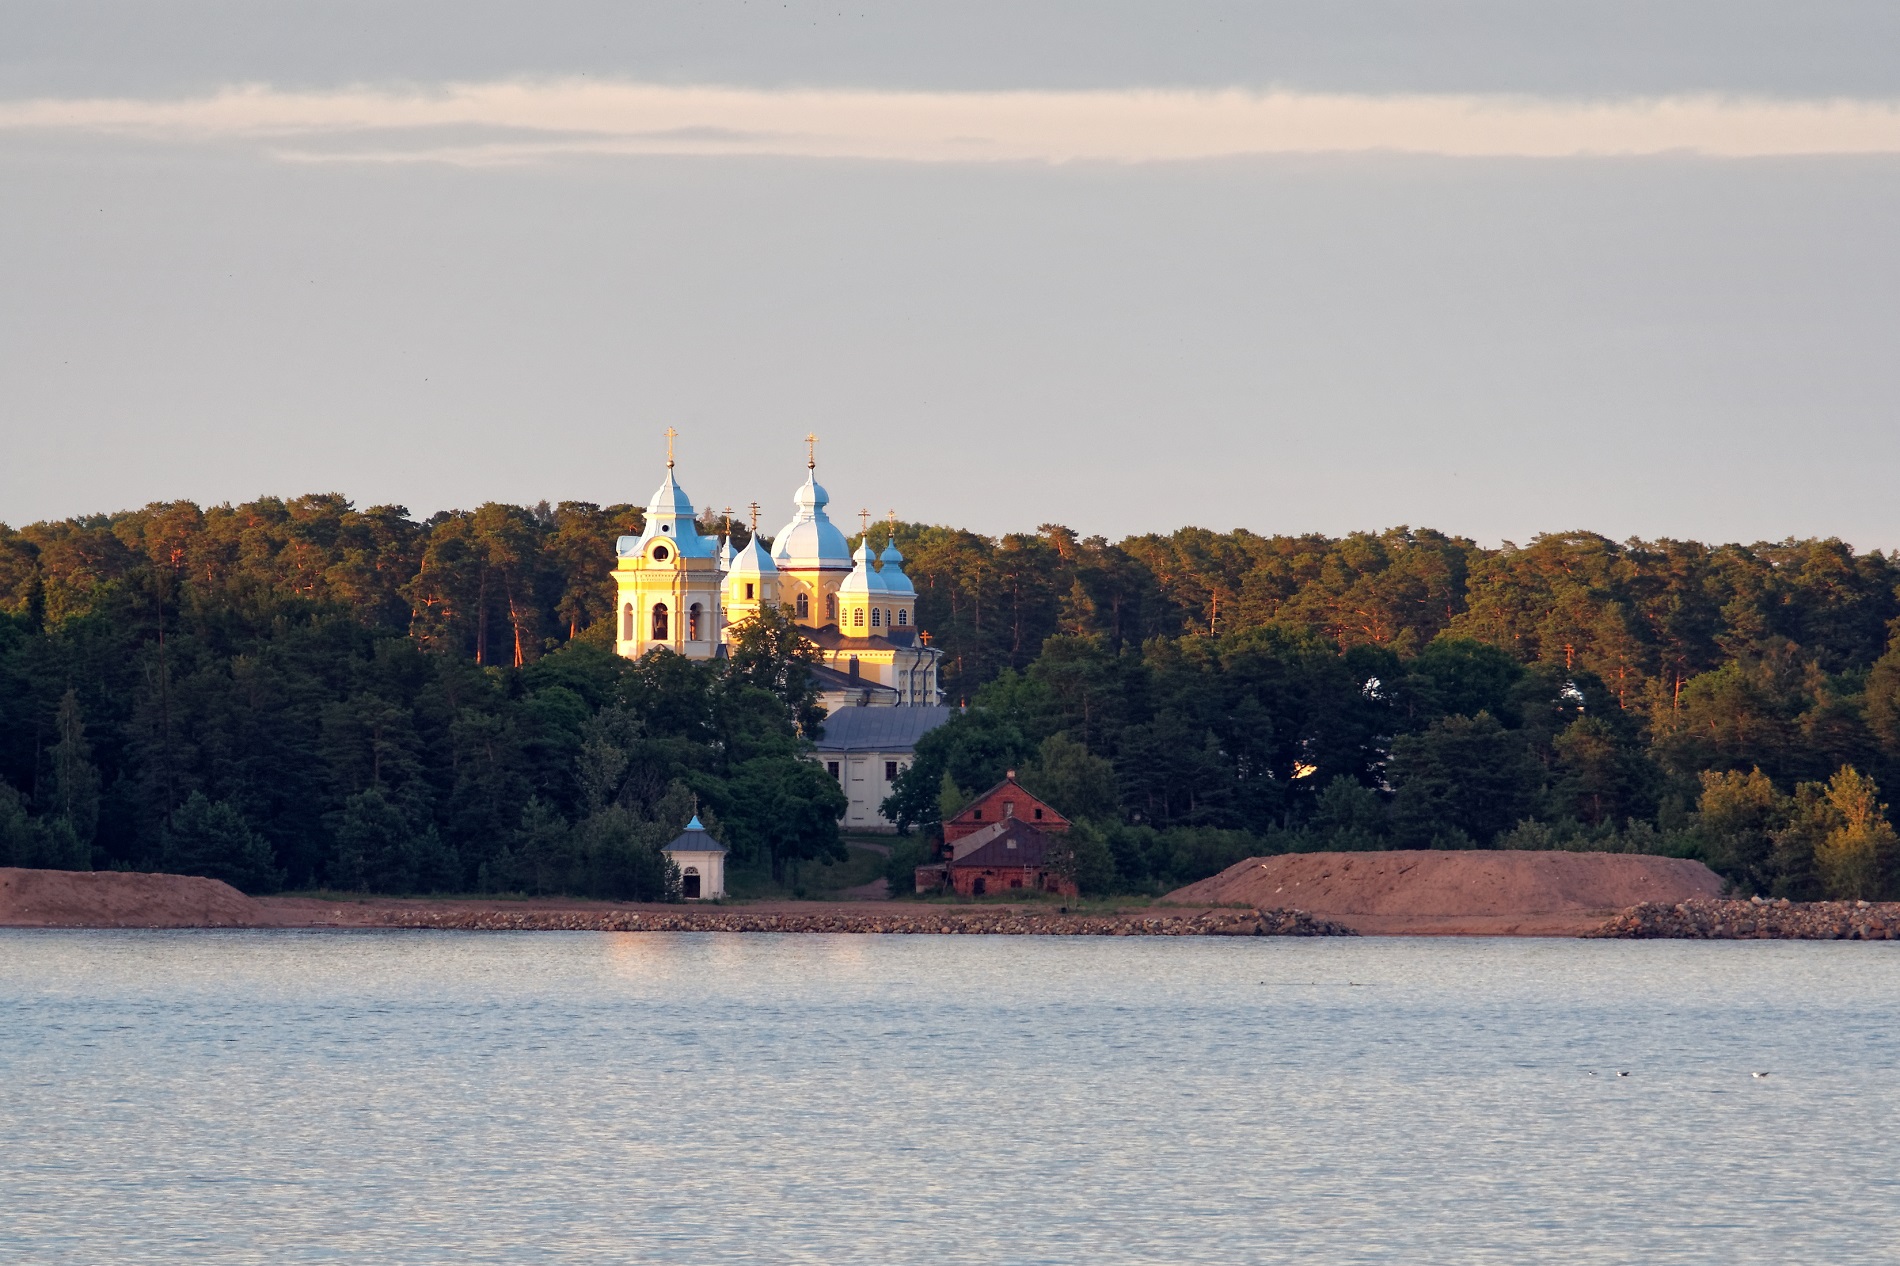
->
left=622, top=603, right=634, bottom=641
left=652, top=603, right=669, bottom=640
left=885, top=761, right=898, bottom=781
left=652, top=545, right=670, bottom=561
left=688, top=603, right=702, bottom=640
left=897, top=609, right=909, bottom=626
left=853, top=608, right=865, bottom=627
left=826, top=761, right=840, bottom=779
left=870, top=607, right=881, bottom=628
left=826, top=594, right=838, bottom=622
left=796, top=592, right=810, bottom=619
left=744, top=582, right=755, bottom=600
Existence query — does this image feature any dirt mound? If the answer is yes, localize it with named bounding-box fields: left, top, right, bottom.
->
left=1163, top=850, right=1725, bottom=935
left=0, top=867, right=267, bottom=927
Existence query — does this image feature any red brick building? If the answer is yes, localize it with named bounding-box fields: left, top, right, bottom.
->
left=943, top=818, right=1077, bottom=897
left=942, top=771, right=1070, bottom=843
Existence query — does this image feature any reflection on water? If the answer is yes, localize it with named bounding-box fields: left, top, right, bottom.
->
left=3, top=931, right=1899, bottom=1264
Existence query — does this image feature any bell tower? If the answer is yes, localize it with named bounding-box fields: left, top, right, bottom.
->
left=613, top=430, right=724, bottom=661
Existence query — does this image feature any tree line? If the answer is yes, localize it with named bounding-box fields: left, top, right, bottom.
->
left=5, top=495, right=1900, bottom=900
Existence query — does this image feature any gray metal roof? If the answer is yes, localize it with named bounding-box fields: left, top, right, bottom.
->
left=662, top=819, right=729, bottom=854
left=810, top=704, right=953, bottom=753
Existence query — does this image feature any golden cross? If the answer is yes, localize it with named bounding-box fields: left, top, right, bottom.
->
left=722, top=506, right=733, bottom=539
left=664, top=426, right=678, bottom=468
left=887, top=509, right=898, bottom=538
left=748, top=501, right=761, bottom=532
left=805, top=432, right=818, bottom=469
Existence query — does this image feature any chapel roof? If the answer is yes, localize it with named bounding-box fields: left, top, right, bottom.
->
left=661, top=815, right=729, bottom=854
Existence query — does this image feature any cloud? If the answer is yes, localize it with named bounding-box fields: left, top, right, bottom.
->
left=6, top=80, right=1900, bottom=164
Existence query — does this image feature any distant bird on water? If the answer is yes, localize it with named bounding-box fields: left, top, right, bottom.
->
left=1753, top=1072, right=1770, bottom=1079
left=1617, top=1071, right=1630, bottom=1077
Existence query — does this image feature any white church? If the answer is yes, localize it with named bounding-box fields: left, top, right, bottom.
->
left=612, top=437, right=951, bottom=828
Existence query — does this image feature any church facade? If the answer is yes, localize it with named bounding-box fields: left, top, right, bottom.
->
left=612, top=438, right=944, bottom=717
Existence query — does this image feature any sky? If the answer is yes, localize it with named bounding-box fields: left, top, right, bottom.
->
left=3, top=2, right=1898, bottom=548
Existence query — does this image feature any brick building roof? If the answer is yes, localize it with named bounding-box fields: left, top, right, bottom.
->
left=948, top=818, right=1060, bottom=870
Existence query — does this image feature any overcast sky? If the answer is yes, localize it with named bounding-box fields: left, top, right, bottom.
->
left=4, top=2, right=1898, bottom=548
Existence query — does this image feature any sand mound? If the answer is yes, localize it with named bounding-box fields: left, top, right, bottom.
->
left=0, top=867, right=267, bottom=928
left=1163, top=850, right=1724, bottom=934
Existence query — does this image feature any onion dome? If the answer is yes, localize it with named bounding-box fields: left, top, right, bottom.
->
left=728, top=531, right=779, bottom=579
left=878, top=537, right=915, bottom=597
left=619, top=464, right=717, bottom=559
left=838, top=537, right=884, bottom=597
left=769, top=468, right=853, bottom=571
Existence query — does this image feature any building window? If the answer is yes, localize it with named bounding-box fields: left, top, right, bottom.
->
left=885, top=761, right=898, bottom=781
left=870, top=607, right=881, bottom=627
left=826, top=593, right=838, bottom=622
left=651, top=603, right=669, bottom=639
left=688, top=603, right=702, bottom=640
left=1033, top=807, right=1044, bottom=820
left=971, top=808, right=983, bottom=821
left=827, top=761, right=840, bottom=778
left=744, top=582, right=755, bottom=600
left=853, top=608, right=865, bottom=627
left=1003, top=800, right=1015, bottom=817
left=652, top=544, right=670, bottom=561
left=622, top=602, right=634, bottom=641
left=796, top=592, right=810, bottom=619
left=897, top=609, right=908, bottom=626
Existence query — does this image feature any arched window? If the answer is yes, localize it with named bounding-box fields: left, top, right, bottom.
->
left=652, top=544, right=670, bottom=561
left=796, top=592, right=810, bottom=619
left=870, top=607, right=881, bottom=627
left=688, top=603, right=702, bottom=640
left=826, top=593, right=838, bottom=623
left=652, top=602, right=669, bottom=640
left=622, top=602, right=634, bottom=641
left=853, top=607, right=865, bottom=627
left=897, top=609, right=909, bottom=626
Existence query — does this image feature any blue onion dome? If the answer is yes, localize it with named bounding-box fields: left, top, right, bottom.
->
left=769, top=468, right=853, bottom=570
left=879, top=538, right=915, bottom=596
left=838, top=538, right=883, bottom=596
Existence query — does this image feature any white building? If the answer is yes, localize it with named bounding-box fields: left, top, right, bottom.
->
left=809, top=705, right=953, bottom=832
left=661, top=815, right=728, bottom=900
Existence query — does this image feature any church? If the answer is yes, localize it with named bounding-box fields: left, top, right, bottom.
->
left=611, top=435, right=950, bottom=826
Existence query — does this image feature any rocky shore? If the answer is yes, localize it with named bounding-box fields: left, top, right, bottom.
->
left=356, top=905, right=1358, bottom=937
left=1590, top=897, right=1900, bottom=939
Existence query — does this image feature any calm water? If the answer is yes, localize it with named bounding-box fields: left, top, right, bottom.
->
left=3, top=931, right=1898, bottom=1264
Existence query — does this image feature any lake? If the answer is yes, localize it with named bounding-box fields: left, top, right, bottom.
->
left=3, top=930, right=1897, bottom=1264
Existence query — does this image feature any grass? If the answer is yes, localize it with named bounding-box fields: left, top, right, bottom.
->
left=724, top=843, right=892, bottom=900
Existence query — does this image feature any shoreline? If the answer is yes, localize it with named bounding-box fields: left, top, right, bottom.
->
left=7, top=870, right=1900, bottom=937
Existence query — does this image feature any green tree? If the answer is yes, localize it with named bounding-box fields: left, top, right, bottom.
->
left=1691, top=767, right=1785, bottom=893
left=1388, top=712, right=1544, bottom=847
left=1813, top=766, right=1899, bottom=900
left=326, top=788, right=421, bottom=894
left=45, top=688, right=101, bottom=849
left=1019, top=733, right=1119, bottom=823
left=160, top=791, right=282, bottom=893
